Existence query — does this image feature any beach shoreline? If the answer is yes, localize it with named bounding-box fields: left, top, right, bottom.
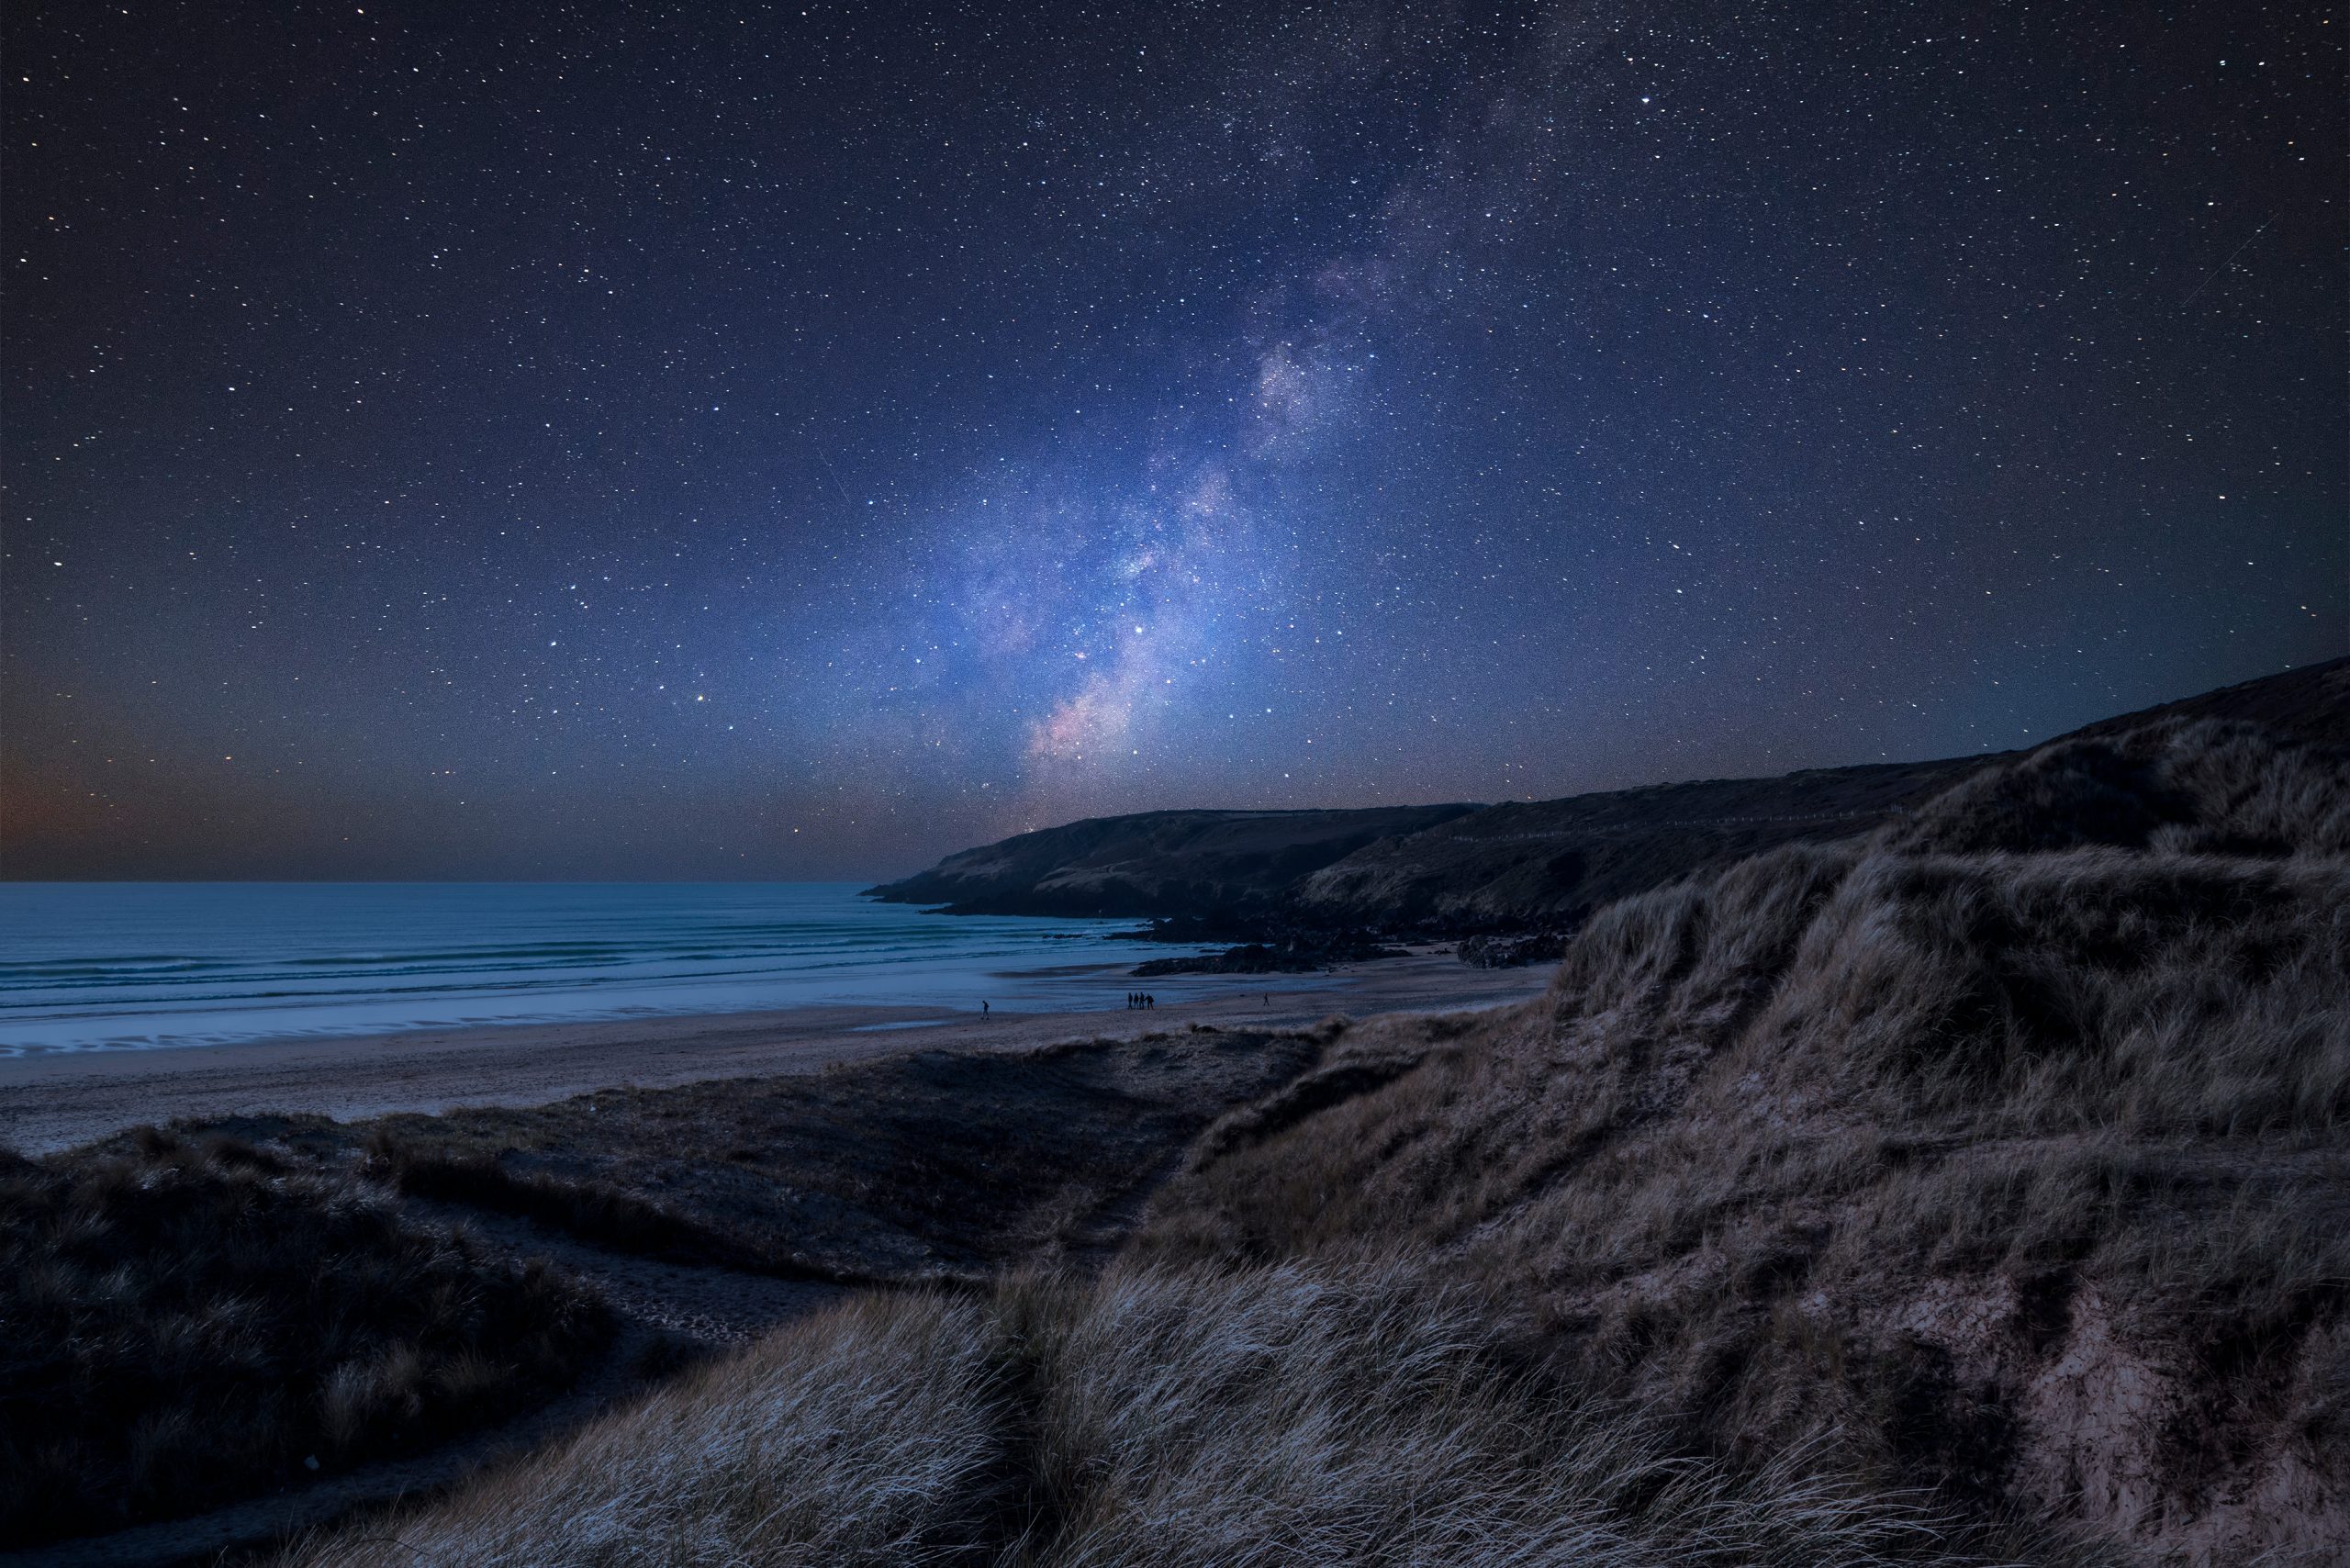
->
left=0, top=951, right=1549, bottom=1154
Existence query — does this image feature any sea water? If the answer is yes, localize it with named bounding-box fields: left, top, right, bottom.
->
left=0, top=883, right=1234, bottom=1055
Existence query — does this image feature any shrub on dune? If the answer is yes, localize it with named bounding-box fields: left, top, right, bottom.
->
left=0, top=1128, right=610, bottom=1547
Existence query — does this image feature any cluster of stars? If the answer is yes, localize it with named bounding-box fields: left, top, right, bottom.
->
left=3, top=0, right=2339, bottom=879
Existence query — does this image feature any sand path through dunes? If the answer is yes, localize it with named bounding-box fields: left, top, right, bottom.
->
left=0, top=952, right=1547, bottom=1154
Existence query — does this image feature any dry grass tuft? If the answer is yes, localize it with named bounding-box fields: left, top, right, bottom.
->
left=1005, top=1260, right=2002, bottom=1568
left=290, top=1291, right=1011, bottom=1568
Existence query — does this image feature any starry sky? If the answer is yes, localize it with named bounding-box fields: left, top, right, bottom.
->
left=5, top=1, right=2342, bottom=880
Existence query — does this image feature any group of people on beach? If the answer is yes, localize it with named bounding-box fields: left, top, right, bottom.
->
left=1126, top=991, right=1157, bottom=1010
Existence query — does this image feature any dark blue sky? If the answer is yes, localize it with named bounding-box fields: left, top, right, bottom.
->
left=6, top=1, right=2342, bottom=879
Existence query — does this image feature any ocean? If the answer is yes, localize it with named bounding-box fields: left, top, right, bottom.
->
left=0, top=882, right=1233, bottom=1055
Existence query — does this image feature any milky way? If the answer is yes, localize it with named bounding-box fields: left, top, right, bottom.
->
left=5, top=2, right=2341, bottom=879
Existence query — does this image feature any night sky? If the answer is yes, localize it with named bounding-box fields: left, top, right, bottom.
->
left=5, top=2, right=2342, bottom=880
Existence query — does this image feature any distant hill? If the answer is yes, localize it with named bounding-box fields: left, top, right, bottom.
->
left=866, top=804, right=1481, bottom=918
left=869, top=657, right=2350, bottom=931
left=2062, top=654, right=2350, bottom=753
left=1287, top=756, right=1981, bottom=932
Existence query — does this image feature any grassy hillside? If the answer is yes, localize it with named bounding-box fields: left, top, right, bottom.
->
left=1135, top=713, right=2350, bottom=1559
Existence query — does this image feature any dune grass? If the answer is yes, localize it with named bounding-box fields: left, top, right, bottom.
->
left=0, top=1126, right=610, bottom=1547
left=289, top=1260, right=2009, bottom=1568
left=288, top=1290, right=1010, bottom=1567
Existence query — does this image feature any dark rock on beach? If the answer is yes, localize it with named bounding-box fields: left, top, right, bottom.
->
left=1453, top=931, right=1566, bottom=969
left=1132, top=928, right=1410, bottom=976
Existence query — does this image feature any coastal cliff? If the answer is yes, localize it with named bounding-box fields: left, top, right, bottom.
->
left=864, top=804, right=1479, bottom=919
left=872, top=657, right=2350, bottom=935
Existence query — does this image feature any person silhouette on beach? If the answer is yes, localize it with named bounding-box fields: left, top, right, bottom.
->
left=981, top=1000, right=989, bottom=1018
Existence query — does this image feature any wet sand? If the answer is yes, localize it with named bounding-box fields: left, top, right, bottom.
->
left=0, top=951, right=1548, bottom=1154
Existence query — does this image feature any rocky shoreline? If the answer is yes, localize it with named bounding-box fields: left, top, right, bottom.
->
left=1129, top=931, right=1411, bottom=977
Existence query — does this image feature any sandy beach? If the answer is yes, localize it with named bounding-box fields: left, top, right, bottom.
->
left=0, top=951, right=1548, bottom=1154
